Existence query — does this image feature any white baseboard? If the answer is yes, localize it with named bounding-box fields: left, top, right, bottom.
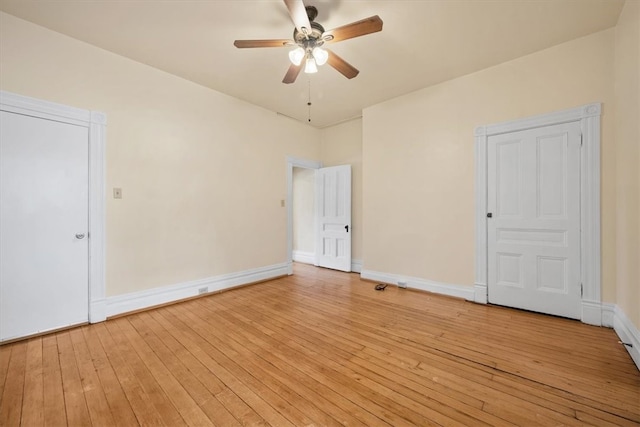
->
left=613, top=305, right=640, bottom=370
left=292, top=250, right=315, bottom=265
left=361, top=269, right=474, bottom=301
left=89, top=299, right=107, bottom=323
left=106, top=263, right=288, bottom=318
left=292, top=253, right=362, bottom=273
left=581, top=299, right=604, bottom=326
left=474, top=282, right=487, bottom=304
left=601, top=302, right=615, bottom=328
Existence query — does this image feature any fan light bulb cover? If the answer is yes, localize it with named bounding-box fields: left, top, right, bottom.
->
left=312, top=47, right=328, bottom=66
left=304, top=57, right=318, bottom=74
left=288, top=47, right=305, bottom=66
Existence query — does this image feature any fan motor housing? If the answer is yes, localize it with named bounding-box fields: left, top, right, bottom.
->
left=293, top=20, right=325, bottom=44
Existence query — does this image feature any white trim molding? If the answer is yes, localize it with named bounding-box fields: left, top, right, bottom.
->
left=293, top=255, right=361, bottom=273
left=585, top=303, right=639, bottom=371
left=361, top=270, right=474, bottom=301
left=613, top=305, right=640, bottom=370
left=601, top=303, right=616, bottom=328
left=286, top=156, right=322, bottom=275
left=0, top=91, right=107, bottom=324
left=474, top=103, right=602, bottom=325
left=106, top=263, right=288, bottom=318
left=292, top=250, right=316, bottom=265
left=474, top=283, right=487, bottom=304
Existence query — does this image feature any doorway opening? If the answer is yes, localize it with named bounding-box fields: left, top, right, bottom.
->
left=286, top=156, right=321, bottom=275
left=292, top=166, right=317, bottom=265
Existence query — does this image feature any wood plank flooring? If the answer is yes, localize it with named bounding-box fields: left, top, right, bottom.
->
left=1, top=263, right=639, bottom=426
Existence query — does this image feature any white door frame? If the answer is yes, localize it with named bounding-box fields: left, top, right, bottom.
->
left=0, top=90, right=107, bottom=323
left=286, top=156, right=322, bottom=275
left=474, top=103, right=602, bottom=325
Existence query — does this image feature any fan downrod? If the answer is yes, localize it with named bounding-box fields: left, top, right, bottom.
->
left=305, top=6, right=318, bottom=21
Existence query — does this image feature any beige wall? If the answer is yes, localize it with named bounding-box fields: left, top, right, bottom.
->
left=0, top=12, right=321, bottom=297
left=614, top=1, right=640, bottom=329
left=292, top=167, right=315, bottom=254
left=321, top=118, right=363, bottom=262
left=363, top=29, right=616, bottom=300
left=2, top=7, right=636, bottom=329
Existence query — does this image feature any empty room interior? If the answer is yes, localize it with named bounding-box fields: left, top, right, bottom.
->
left=0, top=0, right=639, bottom=425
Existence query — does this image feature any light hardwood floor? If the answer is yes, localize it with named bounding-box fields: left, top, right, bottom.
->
left=1, top=263, right=639, bottom=426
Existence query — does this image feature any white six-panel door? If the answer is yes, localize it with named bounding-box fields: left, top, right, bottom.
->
left=1, top=110, right=89, bottom=341
left=315, top=165, right=351, bottom=272
left=487, top=121, right=581, bottom=319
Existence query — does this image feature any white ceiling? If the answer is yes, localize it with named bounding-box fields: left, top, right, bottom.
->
left=0, top=0, right=625, bottom=128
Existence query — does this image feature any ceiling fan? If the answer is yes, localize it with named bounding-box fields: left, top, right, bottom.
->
left=234, top=0, right=383, bottom=84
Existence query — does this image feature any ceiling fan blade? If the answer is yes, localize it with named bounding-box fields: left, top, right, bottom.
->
left=326, top=49, right=359, bottom=79
left=283, top=0, right=311, bottom=34
left=234, top=39, right=292, bottom=48
left=323, top=15, right=383, bottom=43
left=283, top=63, right=302, bottom=84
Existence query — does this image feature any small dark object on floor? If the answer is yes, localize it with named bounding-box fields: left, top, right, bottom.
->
left=375, top=283, right=388, bottom=291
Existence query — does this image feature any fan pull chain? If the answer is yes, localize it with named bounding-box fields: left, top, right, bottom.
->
left=307, top=80, right=312, bottom=123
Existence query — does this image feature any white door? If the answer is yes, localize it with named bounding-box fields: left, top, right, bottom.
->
left=1, top=111, right=89, bottom=341
left=487, top=121, right=581, bottom=319
left=315, top=165, right=351, bottom=272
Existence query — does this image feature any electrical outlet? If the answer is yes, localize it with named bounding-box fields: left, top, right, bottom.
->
left=397, top=281, right=408, bottom=289
left=198, top=287, right=208, bottom=295
left=113, top=188, right=122, bottom=199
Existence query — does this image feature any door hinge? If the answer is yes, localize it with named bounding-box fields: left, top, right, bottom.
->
left=581, top=283, right=583, bottom=297
left=580, top=133, right=583, bottom=146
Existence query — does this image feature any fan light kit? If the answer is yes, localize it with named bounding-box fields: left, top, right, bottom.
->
left=234, top=0, right=383, bottom=84
left=288, top=46, right=328, bottom=73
